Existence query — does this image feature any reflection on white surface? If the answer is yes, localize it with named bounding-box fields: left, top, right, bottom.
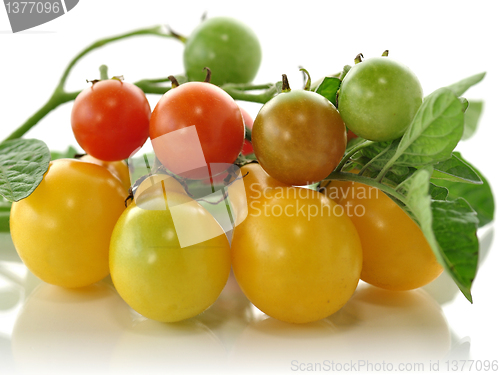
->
left=12, top=281, right=130, bottom=375
left=0, top=228, right=495, bottom=375
left=228, top=284, right=451, bottom=374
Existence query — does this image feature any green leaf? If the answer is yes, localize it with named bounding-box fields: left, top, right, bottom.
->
left=0, top=139, right=51, bottom=202
left=314, top=76, right=341, bottom=105
left=432, top=152, right=494, bottom=227
left=463, top=100, right=483, bottom=140
left=431, top=153, right=482, bottom=184
left=339, top=65, right=351, bottom=81
left=459, top=97, right=469, bottom=112
left=50, top=145, right=78, bottom=160
left=431, top=198, right=479, bottom=302
left=398, top=168, right=478, bottom=302
left=429, top=183, right=449, bottom=200
left=446, top=72, right=486, bottom=97
left=383, top=88, right=464, bottom=169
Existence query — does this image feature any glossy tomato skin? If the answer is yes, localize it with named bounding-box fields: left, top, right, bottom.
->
left=71, top=80, right=151, bottom=161
left=228, top=163, right=290, bottom=225
left=240, top=106, right=255, bottom=156
left=110, top=191, right=231, bottom=322
left=80, top=154, right=131, bottom=190
left=324, top=179, right=443, bottom=290
left=10, top=159, right=128, bottom=288
left=231, top=186, right=362, bottom=324
left=338, top=57, right=423, bottom=142
left=183, top=17, right=262, bottom=86
left=149, top=82, right=245, bottom=179
left=252, top=90, right=346, bottom=186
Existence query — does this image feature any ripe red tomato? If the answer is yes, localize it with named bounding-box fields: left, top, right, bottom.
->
left=346, top=129, right=358, bottom=142
left=71, top=79, right=151, bottom=161
left=240, top=106, right=255, bottom=155
left=149, top=82, right=245, bottom=179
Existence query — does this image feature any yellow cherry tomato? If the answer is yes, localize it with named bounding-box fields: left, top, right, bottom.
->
left=80, top=154, right=131, bottom=190
left=109, top=188, right=231, bottom=322
left=10, top=159, right=128, bottom=288
left=231, top=179, right=362, bottom=324
left=323, top=179, right=443, bottom=290
left=228, top=163, right=289, bottom=225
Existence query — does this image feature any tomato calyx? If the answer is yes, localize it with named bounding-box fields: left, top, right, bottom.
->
left=281, top=74, right=291, bottom=92
left=203, top=67, right=212, bottom=82
left=168, top=75, right=180, bottom=88
left=299, top=67, right=312, bottom=91
left=166, top=24, right=187, bottom=43
left=84, top=75, right=125, bottom=87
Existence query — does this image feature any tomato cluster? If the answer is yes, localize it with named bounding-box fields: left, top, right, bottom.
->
left=9, top=17, right=442, bottom=325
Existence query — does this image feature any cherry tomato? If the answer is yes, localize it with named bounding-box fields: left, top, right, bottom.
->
left=79, top=154, right=131, bottom=190
left=71, top=79, right=151, bottom=161
left=228, top=163, right=289, bottom=225
left=240, top=106, right=255, bottom=156
left=322, top=179, right=443, bottom=290
left=231, top=185, right=362, bottom=324
left=183, top=17, right=262, bottom=86
left=252, top=89, right=346, bottom=186
left=133, top=173, right=187, bottom=206
left=346, top=129, right=358, bottom=143
left=110, top=187, right=231, bottom=322
left=338, top=57, right=423, bottom=142
left=10, top=159, right=128, bottom=288
left=149, top=82, right=245, bottom=179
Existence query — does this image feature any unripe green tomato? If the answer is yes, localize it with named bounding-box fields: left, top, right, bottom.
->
left=183, top=17, right=262, bottom=86
left=109, top=189, right=231, bottom=323
left=338, top=57, right=423, bottom=142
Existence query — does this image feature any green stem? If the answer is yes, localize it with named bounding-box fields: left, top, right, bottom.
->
left=376, top=162, right=393, bottom=182
left=2, top=24, right=278, bottom=144
left=99, top=65, right=109, bottom=80
left=220, top=83, right=278, bottom=103
left=334, top=140, right=374, bottom=173
left=56, top=26, right=172, bottom=91
left=324, top=171, right=409, bottom=205
left=358, top=141, right=393, bottom=176
left=3, top=89, right=79, bottom=142
left=2, top=25, right=176, bottom=143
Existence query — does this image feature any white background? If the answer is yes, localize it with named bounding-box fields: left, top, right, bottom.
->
left=1, top=1, right=499, bottom=374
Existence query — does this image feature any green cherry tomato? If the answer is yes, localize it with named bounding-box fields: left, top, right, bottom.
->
left=110, top=186, right=231, bottom=322
left=338, top=57, right=423, bottom=142
left=183, top=17, right=262, bottom=86
left=252, top=89, right=346, bottom=186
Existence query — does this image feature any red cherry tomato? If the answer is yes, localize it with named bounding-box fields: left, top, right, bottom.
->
left=71, top=79, right=151, bottom=161
left=240, top=106, right=255, bottom=156
left=150, top=82, right=245, bottom=179
left=347, top=129, right=358, bottom=142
